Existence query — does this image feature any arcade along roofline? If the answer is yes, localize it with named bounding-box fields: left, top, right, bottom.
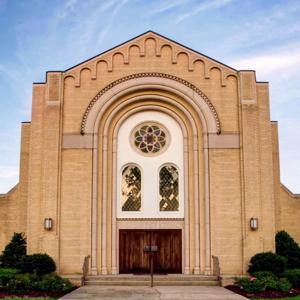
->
left=32, top=30, right=253, bottom=84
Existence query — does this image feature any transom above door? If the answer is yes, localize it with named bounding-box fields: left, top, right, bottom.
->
left=117, top=111, right=184, bottom=218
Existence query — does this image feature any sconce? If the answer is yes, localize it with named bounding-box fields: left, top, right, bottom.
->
left=44, top=218, right=53, bottom=231
left=250, top=217, right=258, bottom=230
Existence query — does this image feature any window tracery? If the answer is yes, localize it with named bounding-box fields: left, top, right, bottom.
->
left=131, top=123, right=169, bottom=155
left=159, top=165, right=179, bottom=211
left=121, top=165, right=141, bottom=211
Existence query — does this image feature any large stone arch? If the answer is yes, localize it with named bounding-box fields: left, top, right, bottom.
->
left=82, top=74, right=219, bottom=275
left=81, top=72, right=221, bottom=135
left=111, top=106, right=189, bottom=274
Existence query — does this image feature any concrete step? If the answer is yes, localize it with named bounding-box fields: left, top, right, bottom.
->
left=85, top=280, right=219, bottom=286
left=84, top=275, right=220, bottom=286
left=86, top=275, right=218, bottom=281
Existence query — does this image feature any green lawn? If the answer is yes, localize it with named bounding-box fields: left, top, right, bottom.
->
left=252, top=296, right=300, bottom=300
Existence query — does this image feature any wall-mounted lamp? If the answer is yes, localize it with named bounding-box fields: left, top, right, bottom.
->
left=250, top=217, right=258, bottom=230
left=44, top=218, right=53, bottom=231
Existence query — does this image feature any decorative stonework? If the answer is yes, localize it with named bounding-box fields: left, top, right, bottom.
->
left=131, top=122, right=169, bottom=155
left=63, top=32, right=238, bottom=88
left=80, top=72, right=221, bottom=135
left=117, top=219, right=185, bottom=231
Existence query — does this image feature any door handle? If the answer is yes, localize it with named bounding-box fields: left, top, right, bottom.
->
left=143, top=245, right=158, bottom=252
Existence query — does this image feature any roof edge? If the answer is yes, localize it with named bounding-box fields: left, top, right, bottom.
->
left=64, top=31, right=155, bottom=72
left=64, top=30, right=238, bottom=73
left=281, top=183, right=300, bottom=198
left=0, top=183, right=19, bottom=197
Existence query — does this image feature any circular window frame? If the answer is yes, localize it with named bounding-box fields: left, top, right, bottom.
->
left=130, top=121, right=171, bottom=157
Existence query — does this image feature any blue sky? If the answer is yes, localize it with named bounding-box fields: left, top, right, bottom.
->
left=0, top=0, right=299, bottom=193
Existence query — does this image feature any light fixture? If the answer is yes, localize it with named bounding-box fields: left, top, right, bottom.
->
left=250, top=217, right=258, bottom=230
left=44, top=218, right=53, bottom=230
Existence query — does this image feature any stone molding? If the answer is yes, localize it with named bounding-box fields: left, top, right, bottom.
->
left=62, top=132, right=240, bottom=149
left=117, top=218, right=184, bottom=221
left=117, top=220, right=184, bottom=229
left=85, top=76, right=216, bottom=276
left=103, top=103, right=192, bottom=275
left=80, top=72, right=221, bottom=135
left=207, top=133, right=240, bottom=149
left=62, top=134, right=93, bottom=149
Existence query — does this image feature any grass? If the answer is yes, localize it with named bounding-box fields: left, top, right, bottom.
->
left=3, top=298, right=57, bottom=300
left=252, top=296, right=300, bottom=300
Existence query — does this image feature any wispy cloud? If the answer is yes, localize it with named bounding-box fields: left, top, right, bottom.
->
left=230, top=43, right=300, bottom=78
left=151, top=0, right=188, bottom=14
left=95, top=0, right=129, bottom=49
left=39, top=0, right=129, bottom=63
left=55, top=0, right=78, bottom=21
left=176, top=0, right=234, bottom=23
left=0, top=166, right=19, bottom=179
left=222, top=2, right=300, bottom=53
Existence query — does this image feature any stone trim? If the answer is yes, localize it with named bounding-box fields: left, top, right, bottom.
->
left=87, top=79, right=214, bottom=275
left=46, top=100, right=60, bottom=107
left=117, top=218, right=184, bottom=221
left=62, top=133, right=240, bottom=149
left=108, top=103, right=191, bottom=275
left=117, top=220, right=184, bottom=229
left=62, top=134, right=93, bottom=149
left=80, top=72, right=221, bottom=135
left=207, top=133, right=240, bottom=149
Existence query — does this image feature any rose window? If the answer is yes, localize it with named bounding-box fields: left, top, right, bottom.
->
left=133, top=123, right=168, bottom=154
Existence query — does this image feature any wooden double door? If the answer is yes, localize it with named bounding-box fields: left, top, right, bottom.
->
left=119, top=229, right=182, bottom=274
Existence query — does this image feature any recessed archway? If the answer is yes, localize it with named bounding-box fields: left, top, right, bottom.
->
left=81, top=74, right=220, bottom=275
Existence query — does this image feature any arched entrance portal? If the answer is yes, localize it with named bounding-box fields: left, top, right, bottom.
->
left=117, top=111, right=184, bottom=274
left=81, top=73, right=221, bottom=275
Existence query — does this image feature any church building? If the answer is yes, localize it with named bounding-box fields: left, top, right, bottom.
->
left=1, top=31, right=299, bottom=280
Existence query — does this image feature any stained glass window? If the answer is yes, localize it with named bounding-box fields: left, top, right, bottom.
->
left=159, top=165, right=179, bottom=211
left=133, top=123, right=168, bottom=154
left=121, top=165, right=141, bottom=211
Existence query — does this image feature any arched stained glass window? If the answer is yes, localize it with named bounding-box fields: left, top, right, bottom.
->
left=121, top=165, right=141, bottom=211
left=159, top=165, right=179, bottom=211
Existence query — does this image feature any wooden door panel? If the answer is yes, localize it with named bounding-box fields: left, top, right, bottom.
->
left=152, top=230, right=181, bottom=273
left=119, top=229, right=182, bottom=274
left=130, top=231, right=150, bottom=272
left=152, top=230, right=171, bottom=273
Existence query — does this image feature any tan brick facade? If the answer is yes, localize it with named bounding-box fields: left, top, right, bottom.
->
left=0, top=31, right=299, bottom=277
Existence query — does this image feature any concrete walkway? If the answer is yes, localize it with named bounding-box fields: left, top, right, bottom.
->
left=60, top=286, right=248, bottom=300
